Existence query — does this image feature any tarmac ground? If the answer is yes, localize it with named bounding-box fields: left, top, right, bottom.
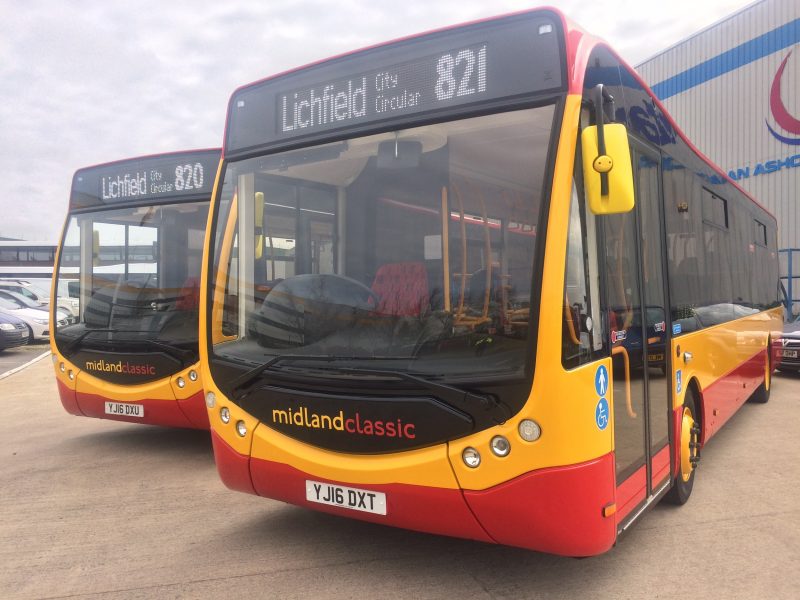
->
left=0, top=358, right=798, bottom=599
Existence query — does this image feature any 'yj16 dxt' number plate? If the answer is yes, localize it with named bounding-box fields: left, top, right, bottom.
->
left=306, top=480, right=387, bottom=515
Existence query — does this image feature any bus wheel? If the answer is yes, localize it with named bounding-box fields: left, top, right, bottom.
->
left=749, top=344, right=771, bottom=404
left=665, top=390, right=700, bottom=505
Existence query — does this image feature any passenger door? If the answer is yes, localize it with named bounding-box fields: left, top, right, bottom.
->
left=602, top=140, right=671, bottom=526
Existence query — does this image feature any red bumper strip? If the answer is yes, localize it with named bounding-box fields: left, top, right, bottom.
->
left=75, top=390, right=202, bottom=429
left=177, top=390, right=210, bottom=429
left=56, top=379, right=83, bottom=416
left=249, top=456, right=494, bottom=544
left=210, top=430, right=256, bottom=495
left=464, top=454, right=617, bottom=556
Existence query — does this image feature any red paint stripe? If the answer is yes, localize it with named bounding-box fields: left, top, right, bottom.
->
left=701, top=348, right=767, bottom=440
left=615, top=464, right=647, bottom=522
left=465, top=453, right=617, bottom=556
left=56, top=379, right=83, bottom=416
left=651, top=444, right=671, bottom=490
left=177, top=390, right=210, bottom=429
left=210, top=429, right=256, bottom=495
left=74, top=390, right=204, bottom=429
left=248, top=456, right=494, bottom=544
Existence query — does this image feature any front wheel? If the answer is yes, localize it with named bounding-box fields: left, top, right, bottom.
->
left=664, top=389, right=700, bottom=505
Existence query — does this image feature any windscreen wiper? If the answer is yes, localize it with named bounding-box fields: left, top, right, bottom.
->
left=228, top=355, right=510, bottom=425
left=227, top=354, right=415, bottom=399
left=61, top=328, right=118, bottom=356
left=337, top=367, right=511, bottom=425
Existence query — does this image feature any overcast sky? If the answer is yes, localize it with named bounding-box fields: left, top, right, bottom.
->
left=0, top=0, right=756, bottom=242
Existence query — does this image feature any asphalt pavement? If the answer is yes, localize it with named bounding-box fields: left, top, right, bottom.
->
left=0, top=359, right=798, bottom=599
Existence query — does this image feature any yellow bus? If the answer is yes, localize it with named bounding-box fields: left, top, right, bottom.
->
left=52, top=149, right=219, bottom=429
left=200, top=8, right=781, bottom=555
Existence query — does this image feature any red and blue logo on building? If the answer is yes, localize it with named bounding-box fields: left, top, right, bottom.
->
left=767, top=50, right=800, bottom=145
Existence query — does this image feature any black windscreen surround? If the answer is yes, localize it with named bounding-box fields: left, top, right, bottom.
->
left=70, top=150, right=220, bottom=210
left=226, top=11, right=565, bottom=156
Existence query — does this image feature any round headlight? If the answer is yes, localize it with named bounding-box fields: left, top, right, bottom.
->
left=518, top=419, right=542, bottom=442
left=188, top=370, right=198, bottom=382
left=205, top=391, right=216, bottom=408
left=462, top=447, right=481, bottom=468
left=236, top=420, right=247, bottom=437
left=176, top=377, right=186, bottom=389
left=490, top=435, right=511, bottom=457
left=68, top=370, right=75, bottom=381
left=220, top=406, right=231, bottom=424
left=60, top=362, right=66, bottom=372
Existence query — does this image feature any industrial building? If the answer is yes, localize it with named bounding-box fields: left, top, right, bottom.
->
left=637, top=0, right=800, bottom=309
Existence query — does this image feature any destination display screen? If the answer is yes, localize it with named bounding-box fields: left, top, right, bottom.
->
left=226, top=11, right=564, bottom=155
left=70, top=149, right=220, bottom=210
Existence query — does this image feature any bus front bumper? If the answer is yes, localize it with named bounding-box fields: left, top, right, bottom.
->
left=210, top=430, right=616, bottom=556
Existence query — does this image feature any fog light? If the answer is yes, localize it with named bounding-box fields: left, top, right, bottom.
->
left=176, top=377, right=186, bottom=389
left=490, top=435, right=511, bottom=457
left=68, top=370, right=74, bottom=381
left=462, top=447, right=481, bottom=468
left=205, top=391, right=216, bottom=408
left=188, top=370, right=198, bottom=382
left=518, top=419, right=542, bottom=442
left=60, top=362, right=66, bottom=372
left=236, top=420, right=247, bottom=437
left=220, top=406, right=231, bottom=424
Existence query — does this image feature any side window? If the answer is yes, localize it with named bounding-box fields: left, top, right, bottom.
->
left=562, top=182, right=602, bottom=368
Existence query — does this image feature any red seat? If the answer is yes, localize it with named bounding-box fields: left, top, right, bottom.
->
left=176, top=277, right=200, bottom=311
left=370, top=262, right=429, bottom=317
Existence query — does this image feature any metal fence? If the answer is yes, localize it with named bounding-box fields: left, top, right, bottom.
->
left=779, top=248, right=800, bottom=317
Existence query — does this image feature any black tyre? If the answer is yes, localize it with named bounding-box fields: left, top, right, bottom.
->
left=664, top=389, right=699, bottom=505
left=749, top=345, right=771, bottom=404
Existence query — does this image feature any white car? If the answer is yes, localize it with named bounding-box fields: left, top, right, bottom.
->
left=0, top=278, right=79, bottom=319
left=0, top=296, right=66, bottom=341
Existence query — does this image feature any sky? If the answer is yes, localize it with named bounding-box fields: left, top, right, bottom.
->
left=0, top=0, right=757, bottom=242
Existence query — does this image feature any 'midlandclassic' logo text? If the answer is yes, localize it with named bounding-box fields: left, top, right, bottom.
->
left=272, top=405, right=416, bottom=439
left=84, top=358, right=157, bottom=376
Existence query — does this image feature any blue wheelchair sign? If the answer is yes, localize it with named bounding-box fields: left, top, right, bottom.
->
left=595, top=398, right=609, bottom=431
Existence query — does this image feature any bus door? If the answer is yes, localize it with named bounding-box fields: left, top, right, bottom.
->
left=603, top=140, right=671, bottom=527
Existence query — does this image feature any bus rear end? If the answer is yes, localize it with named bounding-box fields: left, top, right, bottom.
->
left=52, top=150, right=220, bottom=429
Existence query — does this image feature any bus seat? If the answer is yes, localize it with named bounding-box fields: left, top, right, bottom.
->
left=370, top=261, right=429, bottom=317
left=176, top=277, right=200, bottom=311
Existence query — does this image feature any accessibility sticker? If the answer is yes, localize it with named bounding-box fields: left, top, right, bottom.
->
left=595, top=364, right=609, bottom=397
left=595, top=397, right=609, bottom=431
left=676, top=369, right=682, bottom=395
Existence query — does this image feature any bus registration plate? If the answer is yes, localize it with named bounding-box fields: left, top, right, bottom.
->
left=782, top=349, right=797, bottom=359
left=104, top=401, right=144, bottom=418
left=306, top=480, right=387, bottom=515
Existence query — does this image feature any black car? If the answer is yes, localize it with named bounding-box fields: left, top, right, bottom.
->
left=0, top=312, right=29, bottom=352
left=774, top=313, right=800, bottom=372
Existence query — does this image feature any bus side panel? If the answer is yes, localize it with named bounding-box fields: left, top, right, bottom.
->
left=248, top=457, right=495, bottom=544
left=56, top=378, right=83, bottom=416
left=463, top=453, right=616, bottom=556
left=701, top=347, right=767, bottom=441
left=210, top=429, right=256, bottom=495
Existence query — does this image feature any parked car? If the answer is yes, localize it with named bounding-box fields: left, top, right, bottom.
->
left=773, top=313, right=800, bottom=372
left=0, top=289, right=74, bottom=324
left=0, top=312, right=29, bottom=352
left=0, top=296, right=66, bottom=341
left=0, top=278, right=78, bottom=319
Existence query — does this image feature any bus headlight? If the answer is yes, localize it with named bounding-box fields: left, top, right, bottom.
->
left=518, top=419, right=542, bottom=442
left=188, top=370, right=198, bottom=382
left=490, top=435, right=511, bottom=457
left=236, top=420, right=247, bottom=437
left=205, top=391, right=216, bottom=408
left=462, top=447, right=481, bottom=468
left=176, top=377, right=186, bottom=389
left=220, top=406, right=231, bottom=424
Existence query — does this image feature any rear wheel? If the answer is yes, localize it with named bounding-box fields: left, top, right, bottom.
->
left=749, top=342, right=771, bottom=404
left=665, top=389, right=700, bottom=505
